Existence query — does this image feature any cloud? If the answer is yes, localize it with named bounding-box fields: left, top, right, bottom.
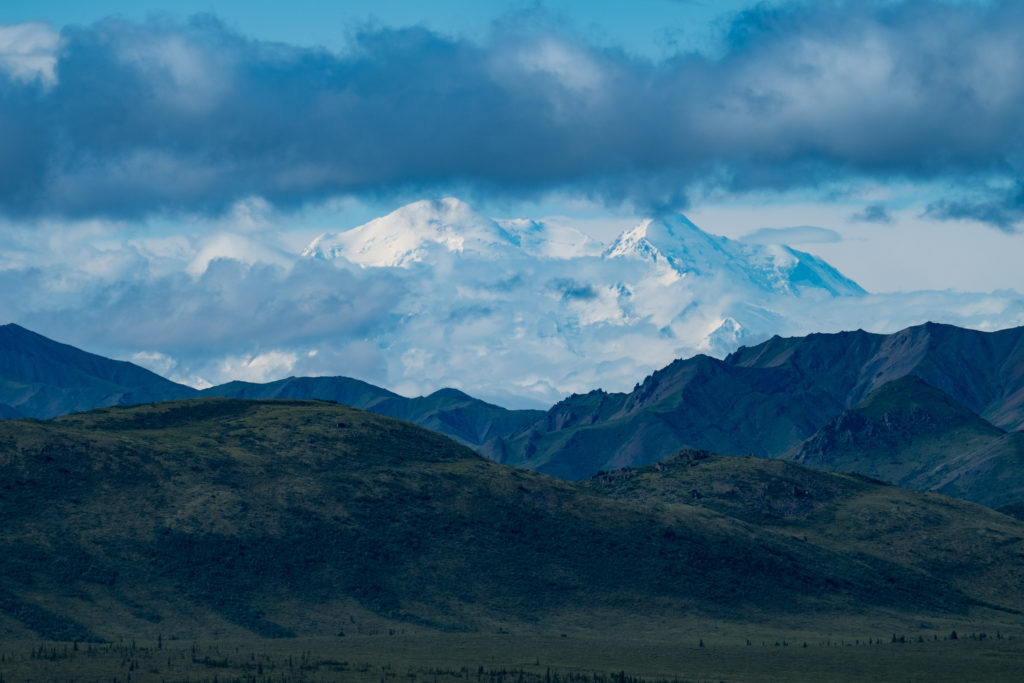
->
left=2, top=206, right=1022, bottom=406
left=3, top=3, right=1024, bottom=220
left=216, top=350, right=299, bottom=383
left=0, top=22, right=59, bottom=85
left=925, top=182, right=1024, bottom=232
left=0, top=223, right=410, bottom=389
left=851, top=204, right=892, bottom=224
left=742, top=226, right=842, bottom=245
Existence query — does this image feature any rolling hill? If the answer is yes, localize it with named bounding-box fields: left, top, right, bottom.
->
left=2, top=399, right=1022, bottom=641
left=202, top=377, right=543, bottom=446
left=7, top=320, right=1024, bottom=508
left=581, top=449, right=1024, bottom=615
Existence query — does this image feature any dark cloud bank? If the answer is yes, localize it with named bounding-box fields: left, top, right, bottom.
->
left=2, top=1, right=1024, bottom=226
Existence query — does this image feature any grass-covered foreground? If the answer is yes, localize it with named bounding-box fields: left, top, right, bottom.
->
left=3, top=630, right=1024, bottom=683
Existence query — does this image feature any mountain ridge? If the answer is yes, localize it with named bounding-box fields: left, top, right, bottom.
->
left=484, top=322, right=1024, bottom=490
left=7, top=320, right=1024, bottom=507
left=0, top=324, right=540, bottom=447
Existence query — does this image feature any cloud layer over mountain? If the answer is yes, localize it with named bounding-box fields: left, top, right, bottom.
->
left=2, top=1, right=1024, bottom=227
left=2, top=200, right=1021, bottom=407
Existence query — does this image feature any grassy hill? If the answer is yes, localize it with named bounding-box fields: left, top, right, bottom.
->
left=0, top=324, right=540, bottom=448
left=3, top=399, right=1021, bottom=643
left=580, top=448, right=1024, bottom=614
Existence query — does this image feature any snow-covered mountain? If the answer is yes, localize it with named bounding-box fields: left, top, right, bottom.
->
left=304, top=198, right=605, bottom=265
left=303, top=198, right=520, bottom=266
left=603, top=214, right=864, bottom=296
left=8, top=197, right=1023, bottom=409
left=296, top=198, right=876, bottom=404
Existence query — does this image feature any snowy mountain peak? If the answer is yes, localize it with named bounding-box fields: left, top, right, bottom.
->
left=604, top=215, right=730, bottom=273
left=303, top=198, right=518, bottom=267
left=604, top=213, right=864, bottom=297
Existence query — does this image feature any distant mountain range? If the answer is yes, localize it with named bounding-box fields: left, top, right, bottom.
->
left=9, top=198, right=1023, bottom=409
left=3, top=398, right=1023, bottom=640
left=0, top=323, right=540, bottom=448
left=483, top=323, right=1024, bottom=487
left=4, top=321, right=1024, bottom=509
left=306, top=198, right=863, bottom=298
left=0, top=323, right=199, bottom=419
left=201, top=376, right=542, bottom=446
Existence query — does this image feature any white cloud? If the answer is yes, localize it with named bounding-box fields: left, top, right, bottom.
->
left=2, top=200, right=1023, bottom=408
left=512, top=37, right=604, bottom=92
left=115, top=28, right=231, bottom=113
left=0, top=22, right=59, bottom=86
left=187, top=232, right=293, bottom=276
left=215, top=350, right=299, bottom=384
left=130, top=350, right=178, bottom=377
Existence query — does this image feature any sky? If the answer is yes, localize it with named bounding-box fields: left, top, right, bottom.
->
left=1, top=0, right=1023, bottom=400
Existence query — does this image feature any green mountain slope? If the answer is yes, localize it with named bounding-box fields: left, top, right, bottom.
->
left=483, top=356, right=837, bottom=479
left=581, top=449, right=1024, bottom=614
left=0, top=399, right=1011, bottom=641
left=785, top=376, right=1024, bottom=507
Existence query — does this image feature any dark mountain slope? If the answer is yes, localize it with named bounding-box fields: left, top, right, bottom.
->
left=786, top=376, right=1004, bottom=480
left=0, top=400, right=1000, bottom=641
left=203, top=378, right=543, bottom=446
left=932, top=432, right=1024, bottom=508
left=727, top=322, right=1024, bottom=429
left=484, top=355, right=838, bottom=479
left=582, top=449, right=1024, bottom=614
left=486, top=322, right=1024, bottom=480
left=787, top=377, right=1024, bottom=507
left=200, top=374, right=401, bottom=407
left=0, top=403, right=22, bottom=418
left=0, top=323, right=198, bottom=419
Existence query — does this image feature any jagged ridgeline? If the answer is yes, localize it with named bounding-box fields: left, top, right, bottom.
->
left=3, top=398, right=1024, bottom=641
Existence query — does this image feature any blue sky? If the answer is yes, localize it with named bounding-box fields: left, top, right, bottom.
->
left=0, top=1, right=753, bottom=58
left=1, top=1, right=1023, bottom=398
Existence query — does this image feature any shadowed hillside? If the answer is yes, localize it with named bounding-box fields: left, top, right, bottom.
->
left=786, top=376, right=1024, bottom=507
left=0, top=325, right=539, bottom=447
left=202, top=378, right=543, bottom=446
left=582, top=449, right=1024, bottom=614
left=1, top=399, right=1017, bottom=641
